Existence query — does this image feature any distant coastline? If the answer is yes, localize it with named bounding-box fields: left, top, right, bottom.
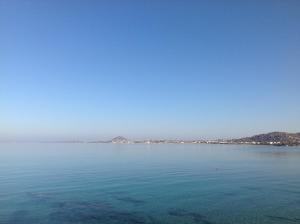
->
left=1, top=132, right=300, bottom=146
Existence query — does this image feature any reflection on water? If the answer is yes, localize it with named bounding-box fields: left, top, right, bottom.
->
left=0, top=144, right=300, bottom=223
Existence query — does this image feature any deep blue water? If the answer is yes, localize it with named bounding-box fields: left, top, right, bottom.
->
left=0, top=144, right=300, bottom=224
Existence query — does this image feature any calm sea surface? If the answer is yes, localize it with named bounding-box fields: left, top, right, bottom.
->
left=0, top=144, right=300, bottom=224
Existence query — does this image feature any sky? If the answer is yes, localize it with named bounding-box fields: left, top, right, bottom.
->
left=1, top=0, right=300, bottom=140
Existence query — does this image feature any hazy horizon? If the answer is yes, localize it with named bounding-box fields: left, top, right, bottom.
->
left=1, top=1, right=300, bottom=139
left=1, top=130, right=300, bottom=142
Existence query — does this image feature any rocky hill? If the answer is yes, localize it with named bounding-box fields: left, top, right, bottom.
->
left=110, top=136, right=130, bottom=144
left=233, top=132, right=300, bottom=146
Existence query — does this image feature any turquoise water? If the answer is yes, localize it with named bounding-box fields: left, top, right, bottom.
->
left=0, top=144, right=300, bottom=224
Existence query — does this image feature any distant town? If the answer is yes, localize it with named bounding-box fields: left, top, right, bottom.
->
left=1, top=132, right=300, bottom=146
left=99, top=132, right=300, bottom=146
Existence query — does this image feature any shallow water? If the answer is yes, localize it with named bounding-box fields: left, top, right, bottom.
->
left=0, top=144, right=300, bottom=224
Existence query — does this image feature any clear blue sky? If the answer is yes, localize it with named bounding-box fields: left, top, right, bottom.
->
left=1, top=0, right=300, bottom=140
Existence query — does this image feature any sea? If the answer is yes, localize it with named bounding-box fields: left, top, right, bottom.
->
left=0, top=143, right=300, bottom=224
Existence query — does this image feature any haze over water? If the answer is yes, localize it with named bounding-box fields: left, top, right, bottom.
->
left=1, top=144, right=300, bottom=224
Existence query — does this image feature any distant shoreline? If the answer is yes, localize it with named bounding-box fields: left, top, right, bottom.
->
left=1, top=132, right=300, bottom=147
left=0, top=142, right=298, bottom=147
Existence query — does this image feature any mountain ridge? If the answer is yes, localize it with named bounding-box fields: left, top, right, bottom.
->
left=232, top=132, right=300, bottom=146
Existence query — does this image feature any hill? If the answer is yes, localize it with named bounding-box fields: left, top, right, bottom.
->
left=233, top=132, right=300, bottom=146
left=111, top=136, right=130, bottom=144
